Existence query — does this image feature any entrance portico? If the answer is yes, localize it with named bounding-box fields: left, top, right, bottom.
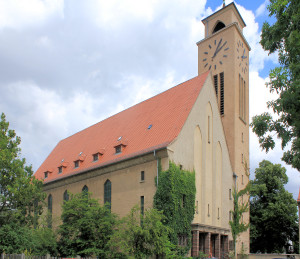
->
left=192, top=224, right=230, bottom=258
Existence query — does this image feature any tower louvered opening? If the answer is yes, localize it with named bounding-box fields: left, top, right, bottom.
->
left=220, top=72, right=224, bottom=115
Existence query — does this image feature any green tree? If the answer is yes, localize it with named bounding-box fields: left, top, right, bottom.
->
left=154, top=162, right=196, bottom=256
left=109, top=206, right=175, bottom=259
left=0, top=220, right=58, bottom=256
left=0, top=113, right=47, bottom=254
left=250, top=0, right=300, bottom=171
left=57, top=191, right=117, bottom=258
left=0, top=113, right=45, bottom=226
left=229, top=184, right=250, bottom=257
left=0, top=223, right=35, bottom=254
left=250, top=160, right=298, bottom=253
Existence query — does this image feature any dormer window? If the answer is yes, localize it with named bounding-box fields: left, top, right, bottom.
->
left=73, top=153, right=86, bottom=168
left=92, top=149, right=105, bottom=162
left=74, top=160, right=79, bottom=168
left=58, top=161, right=68, bottom=174
left=44, top=169, right=53, bottom=179
left=93, top=153, right=99, bottom=162
left=114, top=138, right=128, bottom=154
left=115, top=145, right=122, bottom=154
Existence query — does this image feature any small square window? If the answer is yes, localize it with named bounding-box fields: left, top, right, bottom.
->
left=141, top=171, right=145, bottom=181
left=74, top=161, right=79, bottom=168
left=44, top=172, right=48, bottom=179
left=58, top=167, right=63, bottom=174
left=93, top=153, right=99, bottom=162
left=115, top=145, right=121, bottom=154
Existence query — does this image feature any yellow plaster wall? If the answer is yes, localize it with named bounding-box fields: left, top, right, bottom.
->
left=197, top=19, right=250, bottom=252
left=193, top=126, right=202, bottom=223
left=168, top=74, right=234, bottom=232
left=44, top=151, right=169, bottom=227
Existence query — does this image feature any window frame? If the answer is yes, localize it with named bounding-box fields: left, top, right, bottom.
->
left=104, top=180, right=112, bottom=211
left=74, top=160, right=79, bottom=168
left=140, top=171, right=145, bottom=182
left=93, top=153, right=99, bottom=162
left=63, top=190, right=69, bottom=202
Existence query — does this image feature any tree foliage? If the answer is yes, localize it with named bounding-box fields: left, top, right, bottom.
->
left=229, top=163, right=250, bottom=257
left=250, top=0, right=300, bottom=171
left=0, top=113, right=46, bottom=227
left=250, top=160, right=298, bottom=253
left=58, top=192, right=117, bottom=257
left=109, top=206, right=175, bottom=259
left=154, top=162, right=196, bottom=256
left=229, top=184, right=250, bottom=257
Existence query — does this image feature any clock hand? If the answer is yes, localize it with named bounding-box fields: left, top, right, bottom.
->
left=211, top=39, right=223, bottom=59
left=241, top=49, right=247, bottom=60
left=212, top=41, right=227, bottom=59
left=216, top=41, right=227, bottom=54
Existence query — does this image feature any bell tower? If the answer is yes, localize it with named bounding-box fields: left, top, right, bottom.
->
left=197, top=3, right=251, bottom=253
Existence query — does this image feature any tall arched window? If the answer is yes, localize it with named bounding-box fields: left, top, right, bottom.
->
left=63, top=190, right=69, bottom=202
left=104, top=180, right=111, bottom=211
left=82, top=185, right=88, bottom=193
left=34, top=199, right=38, bottom=229
left=48, top=194, right=52, bottom=228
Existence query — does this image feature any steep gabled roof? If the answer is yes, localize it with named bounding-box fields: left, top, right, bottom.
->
left=35, top=71, right=210, bottom=183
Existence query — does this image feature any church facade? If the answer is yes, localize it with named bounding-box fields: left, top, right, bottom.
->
left=35, top=3, right=250, bottom=257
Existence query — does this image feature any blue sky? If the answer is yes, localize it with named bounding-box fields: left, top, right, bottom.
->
left=0, top=0, right=298, bottom=199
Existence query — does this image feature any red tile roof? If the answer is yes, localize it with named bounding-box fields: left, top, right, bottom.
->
left=35, top=72, right=210, bottom=183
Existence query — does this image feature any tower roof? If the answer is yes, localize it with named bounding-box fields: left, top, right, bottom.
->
left=35, top=71, right=210, bottom=183
left=202, top=2, right=246, bottom=27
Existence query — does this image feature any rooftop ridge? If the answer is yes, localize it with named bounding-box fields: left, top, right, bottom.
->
left=35, top=71, right=210, bottom=182
left=61, top=73, right=207, bottom=143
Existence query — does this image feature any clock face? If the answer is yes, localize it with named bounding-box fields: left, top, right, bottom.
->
left=237, top=40, right=248, bottom=74
left=202, top=38, right=229, bottom=70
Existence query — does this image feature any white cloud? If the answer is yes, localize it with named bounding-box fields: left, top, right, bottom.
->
left=0, top=0, right=64, bottom=30
left=235, top=3, right=277, bottom=73
left=36, top=36, right=52, bottom=48
left=91, top=0, right=157, bottom=28
left=0, top=0, right=298, bottom=198
left=0, top=80, right=101, bottom=170
left=256, top=0, right=269, bottom=17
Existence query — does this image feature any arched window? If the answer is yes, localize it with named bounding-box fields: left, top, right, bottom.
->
left=63, top=190, right=69, bottom=202
left=82, top=185, right=88, bottom=193
left=34, top=199, right=38, bottom=229
left=104, top=180, right=111, bottom=211
left=48, top=194, right=52, bottom=228
left=48, top=194, right=52, bottom=213
left=213, top=21, right=225, bottom=34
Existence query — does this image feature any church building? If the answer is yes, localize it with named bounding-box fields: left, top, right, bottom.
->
left=35, top=3, right=250, bottom=257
